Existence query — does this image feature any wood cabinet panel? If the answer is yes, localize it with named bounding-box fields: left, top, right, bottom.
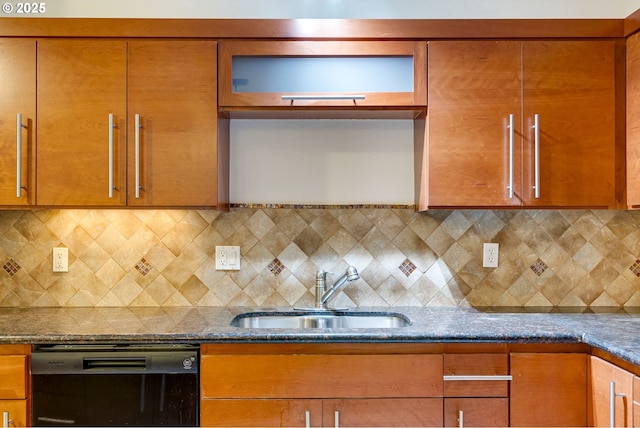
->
left=510, top=353, right=587, bottom=427
left=589, top=356, right=634, bottom=427
left=324, top=398, right=443, bottom=427
left=425, top=40, right=620, bottom=209
left=201, top=354, right=442, bottom=399
left=522, top=40, right=619, bottom=208
left=127, top=40, right=221, bottom=207
left=627, top=31, right=640, bottom=207
left=0, top=355, right=26, bottom=399
left=0, top=39, right=36, bottom=206
left=444, top=353, right=509, bottom=397
left=201, top=399, right=322, bottom=427
left=37, top=39, right=127, bottom=206
left=634, top=376, right=640, bottom=428
left=427, top=40, right=522, bottom=207
left=444, top=398, right=508, bottom=427
left=0, top=400, right=27, bottom=427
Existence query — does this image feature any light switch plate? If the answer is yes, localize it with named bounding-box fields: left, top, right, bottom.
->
left=215, top=246, right=241, bottom=270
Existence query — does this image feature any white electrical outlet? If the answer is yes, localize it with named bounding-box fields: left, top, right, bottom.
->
left=482, top=243, right=499, bottom=268
left=53, top=247, right=69, bottom=272
left=215, top=246, right=241, bottom=270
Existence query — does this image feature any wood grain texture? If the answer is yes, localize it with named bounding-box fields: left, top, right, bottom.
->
left=324, top=398, right=443, bottom=427
left=634, top=376, right=640, bottom=428
left=127, top=40, right=221, bottom=207
left=0, top=39, right=36, bottom=206
left=427, top=40, right=522, bottom=207
left=36, top=39, right=127, bottom=206
left=0, top=355, right=26, bottom=399
left=0, top=400, right=28, bottom=427
left=444, top=397, right=508, bottom=427
left=201, top=353, right=443, bottom=399
left=589, top=355, right=634, bottom=427
left=444, top=354, right=509, bottom=397
left=0, top=18, right=625, bottom=39
left=627, top=32, right=640, bottom=207
left=522, top=40, right=619, bottom=208
left=201, top=399, right=322, bottom=427
left=510, top=353, right=587, bottom=427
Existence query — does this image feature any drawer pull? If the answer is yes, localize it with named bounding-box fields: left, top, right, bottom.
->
left=305, top=410, right=310, bottom=428
left=443, top=375, right=512, bottom=381
left=3, top=412, right=12, bottom=428
left=459, top=410, right=464, bottom=428
left=281, top=95, right=366, bottom=101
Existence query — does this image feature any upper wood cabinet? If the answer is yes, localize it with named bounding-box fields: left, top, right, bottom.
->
left=37, top=39, right=127, bottom=207
left=627, top=31, right=640, bottom=208
left=37, top=39, right=227, bottom=208
left=0, top=39, right=36, bottom=207
left=127, top=40, right=224, bottom=207
left=218, top=40, right=427, bottom=115
left=421, top=40, right=622, bottom=210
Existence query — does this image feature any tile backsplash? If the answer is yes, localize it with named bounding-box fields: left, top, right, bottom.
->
left=0, top=208, right=639, bottom=308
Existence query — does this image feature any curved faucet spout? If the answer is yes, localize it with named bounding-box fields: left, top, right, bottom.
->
left=315, top=266, right=360, bottom=310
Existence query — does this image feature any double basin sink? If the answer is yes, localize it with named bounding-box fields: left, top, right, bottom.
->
left=230, top=310, right=411, bottom=329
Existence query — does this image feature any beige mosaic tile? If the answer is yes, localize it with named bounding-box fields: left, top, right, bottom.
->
left=0, top=207, right=639, bottom=308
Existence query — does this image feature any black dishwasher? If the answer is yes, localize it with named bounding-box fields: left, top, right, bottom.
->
left=31, top=344, right=199, bottom=427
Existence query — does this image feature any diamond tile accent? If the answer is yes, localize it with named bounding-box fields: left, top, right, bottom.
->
left=399, top=259, right=417, bottom=277
left=267, top=258, right=285, bottom=276
left=2, top=259, right=20, bottom=277
left=631, top=259, right=640, bottom=277
left=134, top=258, right=153, bottom=276
left=530, top=258, right=548, bottom=276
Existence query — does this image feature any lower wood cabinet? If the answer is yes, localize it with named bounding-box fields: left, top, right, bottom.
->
left=200, top=344, right=443, bottom=427
left=589, top=356, right=634, bottom=427
left=0, top=345, right=30, bottom=427
left=443, top=354, right=510, bottom=427
left=510, top=353, right=587, bottom=427
left=634, top=377, right=640, bottom=428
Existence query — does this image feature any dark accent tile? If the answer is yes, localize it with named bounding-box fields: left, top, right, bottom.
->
left=530, top=258, right=548, bottom=277
left=399, top=259, right=417, bottom=277
left=135, top=258, right=153, bottom=276
left=2, top=259, right=20, bottom=277
left=268, top=258, right=285, bottom=276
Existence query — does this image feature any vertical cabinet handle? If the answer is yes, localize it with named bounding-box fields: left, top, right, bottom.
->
left=305, top=410, right=310, bottom=428
left=3, top=411, right=11, bottom=428
left=135, top=113, right=141, bottom=199
left=508, top=113, right=514, bottom=199
left=459, top=409, right=464, bottom=428
left=609, top=380, right=626, bottom=428
left=334, top=410, right=340, bottom=428
left=16, top=113, right=26, bottom=198
left=532, top=114, right=540, bottom=199
left=108, top=114, right=115, bottom=198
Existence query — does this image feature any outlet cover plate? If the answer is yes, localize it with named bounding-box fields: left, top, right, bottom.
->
left=482, top=243, right=499, bottom=268
left=215, top=246, right=241, bottom=270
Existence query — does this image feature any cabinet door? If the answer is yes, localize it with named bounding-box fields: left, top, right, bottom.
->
left=634, top=376, right=640, bottom=428
left=427, top=41, right=522, bottom=207
left=0, top=39, right=36, bottom=206
left=444, top=398, right=508, bottom=427
left=589, top=356, right=634, bottom=427
left=0, top=355, right=26, bottom=399
left=522, top=40, right=619, bottom=208
left=510, top=353, right=587, bottom=427
left=219, top=41, right=427, bottom=109
left=128, top=40, right=223, bottom=207
left=37, top=39, right=127, bottom=206
left=201, top=399, right=322, bottom=427
left=324, top=398, right=442, bottom=427
left=0, top=400, right=27, bottom=428
left=627, top=31, right=640, bottom=208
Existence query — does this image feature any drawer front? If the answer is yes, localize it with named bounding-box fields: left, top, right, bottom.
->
left=0, top=356, right=26, bottom=399
left=201, top=354, right=443, bottom=399
left=201, top=399, right=322, bottom=427
left=324, top=398, right=443, bottom=427
left=444, top=354, right=509, bottom=397
left=444, top=398, right=509, bottom=427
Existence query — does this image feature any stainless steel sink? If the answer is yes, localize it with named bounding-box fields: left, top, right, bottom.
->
left=230, top=312, right=411, bottom=329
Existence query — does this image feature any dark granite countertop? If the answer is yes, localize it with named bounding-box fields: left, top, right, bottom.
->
left=2, top=306, right=640, bottom=366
